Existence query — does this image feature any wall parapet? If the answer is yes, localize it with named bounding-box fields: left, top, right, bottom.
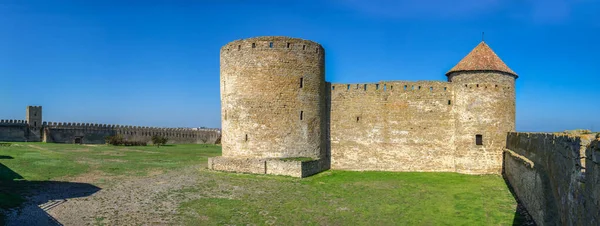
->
left=43, top=121, right=220, bottom=132
left=331, top=81, right=452, bottom=94
left=220, top=36, right=324, bottom=56
left=0, top=119, right=28, bottom=126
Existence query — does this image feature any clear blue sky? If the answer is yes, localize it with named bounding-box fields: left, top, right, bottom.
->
left=1, top=0, right=599, bottom=132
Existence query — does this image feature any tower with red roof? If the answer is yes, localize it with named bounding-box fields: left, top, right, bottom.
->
left=447, top=41, right=518, bottom=174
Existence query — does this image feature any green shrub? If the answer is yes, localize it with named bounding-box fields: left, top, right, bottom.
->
left=105, top=134, right=125, bottom=146
left=0, top=143, right=12, bottom=147
left=105, top=135, right=147, bottom=146
left=151, top=135, right=168, bottom=147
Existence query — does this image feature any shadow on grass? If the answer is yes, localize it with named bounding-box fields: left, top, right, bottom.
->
left=0, top=155, right=100, bottom=226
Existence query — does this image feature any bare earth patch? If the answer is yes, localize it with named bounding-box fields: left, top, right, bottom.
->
left=3, top=165, right=213, bottom=225
left=63, top=170, right=109, bottom=184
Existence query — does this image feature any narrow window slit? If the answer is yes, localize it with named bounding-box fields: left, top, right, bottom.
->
left=252, top=43, right=256, bottom=48
left=476, top=135, right=483, bottom=145
left=300, top=77, right=304, bottom=88
left=269, top=42, right=273, bottom=48
left=300, top=111, right=304, bottom=120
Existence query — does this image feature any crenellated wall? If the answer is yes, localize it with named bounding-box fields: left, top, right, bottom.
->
left=330, top=81, right=456, bottom=171
left=504, top=132, right=600, bottom=226
left=41, top=122, right=221, bottom=144
left=0, top=120, right=30, bottom=142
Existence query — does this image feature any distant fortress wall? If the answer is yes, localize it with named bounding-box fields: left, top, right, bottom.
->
left=0, top=117, right=221, bottom=145
left=42, top=122, right=221, bottom=144
left=0, top=120, right=30, bottom=142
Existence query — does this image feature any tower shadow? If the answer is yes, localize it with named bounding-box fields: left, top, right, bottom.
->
left=0, top=155, right=101, bottom=226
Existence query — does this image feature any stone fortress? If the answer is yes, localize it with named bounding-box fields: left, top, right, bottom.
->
left=209, top=37, right=600, bottom=225
left=209, top=36, right=517, bottom=176
left=0, top=106, right=221, bottom=145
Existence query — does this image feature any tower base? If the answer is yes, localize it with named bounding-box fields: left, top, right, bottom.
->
left=207, top=157, right=329, bottom=178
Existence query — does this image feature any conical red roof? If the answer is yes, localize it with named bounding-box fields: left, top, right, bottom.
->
left=446, top=41, right=517, bottom=77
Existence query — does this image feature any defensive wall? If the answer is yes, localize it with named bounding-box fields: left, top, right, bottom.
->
left=210, top=36, right=518, bottom=177
left=0, top=120, right=36, bottom=142
left=330, top=78, right=516, bottom=174
left=330, top=81, right=456, bottom=172
left=504, top=132, right=600, bottom=225
left=0, top=119, right=221, bottom=145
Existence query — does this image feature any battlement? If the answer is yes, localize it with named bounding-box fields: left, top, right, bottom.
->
left=220, top=36, right=324, bottom=55
left=332, top=81, right=451, bottom=93
left=43, top=121, right=219, bottom=132
left=0, top=119, right=28, bottom=126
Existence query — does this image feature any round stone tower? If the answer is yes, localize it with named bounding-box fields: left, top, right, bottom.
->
left=219, top=36, right=327, bottom=160
left=447, top=41, right=518, bottom=174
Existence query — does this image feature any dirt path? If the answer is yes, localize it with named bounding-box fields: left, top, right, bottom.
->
left=2, top=165, right=216, bottom=226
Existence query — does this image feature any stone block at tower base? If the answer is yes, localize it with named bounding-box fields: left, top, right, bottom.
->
left=208, top=157, right=330, bottom=178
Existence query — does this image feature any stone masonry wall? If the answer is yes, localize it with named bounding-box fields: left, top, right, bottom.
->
left=0, top=120, right=30, bottom=142
left=330, top=81, right=456, bottom=171
left=220, top=36, right=327, bottom=159
left=450, top=71, right=516, bottom=174
left=504, top=132, right=600, bottom=226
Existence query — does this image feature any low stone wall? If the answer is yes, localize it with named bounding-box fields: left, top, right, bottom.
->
left=208, top=157, right=266, bottom=174
left=208, top=157, right=330, bottom=178
left=503, top=132, right=600, bottom=226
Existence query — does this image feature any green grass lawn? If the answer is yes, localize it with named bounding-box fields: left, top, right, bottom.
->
left=0, top=142, right=220, bottom=181
left=1, top=142, right=524, bottom=225
left=181, top=171, right=523, bottom=226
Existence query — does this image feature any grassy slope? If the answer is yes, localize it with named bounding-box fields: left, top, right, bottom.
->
left=1, top=143, right=522, bottom=225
